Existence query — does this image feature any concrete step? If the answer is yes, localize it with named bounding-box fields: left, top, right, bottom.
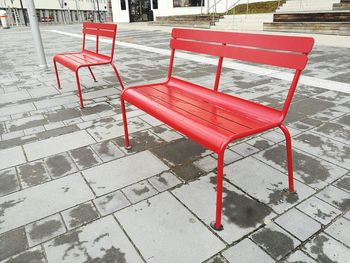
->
left=277, top=0, right=339, bottom=12
left=333, top=3, right=350, bottom=10
left=151, top=20, right=211, bottom=29
left=213, top=14, right=273, bottom=31
left=273, top=11, right=350, bottom=22
left=264, top=22, right=350, bottom=35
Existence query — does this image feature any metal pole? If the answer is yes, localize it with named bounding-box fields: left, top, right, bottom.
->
left=96, top=0, right=101, bottom=22
left=19, top=0, right=27, bottom=26
left=24, top=0, right=47, bottom=68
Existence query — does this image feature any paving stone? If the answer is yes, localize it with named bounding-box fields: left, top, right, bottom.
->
left=205, top=255, right=229, bottom=263
left=115, top=191, right=225, bottom=263
left=325, top=217, right=350, bottom=247
left=83, top=150, right=168, bottom=196
left=224, top=157, right=315, bottom=214
left=6, top=115, right=47, bottom=133
left=93, top=190, right=130, bottom=216
left=44, top=152, right=78, bottom=178
left=251, top=223, right=300, bottom=260
left=25, top=214, right=65, bottom=247
left=17, top=161, right=50, bottom=188
left=173, top=174, right=275, bottom=243
left=0, top=173, right=93, bottom=234
left=0, top=146, right=26, bottom=171
left=334, top=173, right=350, bottom=193
left=0, top=90, right=31, bottom=105
left=275, top=208, right=321, bottom=241
left=0, top=228, right=28, bottom=261
left=293, top=132, right=350, bottom=169
left=297, top=196, right=342, bottom=225
left=284, top=250, right=317, bottom=263
left=83, top=88, right=118, bottom=100
left=122, top=180, right=158, bottom=203
left=1, top=130, right=25, bottom=141
left=171, top=162, right=204, bottom=182
left=23, top=130, right=95, bottom=161
left=69, top=146, right=102, bottom=170
left=222, top=238, right=274, bottom=263
left=151, top=125, right=182, bottom=142
left=44, top=215, right=143, bottom=263
left=34, top=95, right=78, bottom=109
left=0, top=103, right=36, bottom=118
left=255, top=144, right=348, bottom=189
left=148, top=171, right=182, bottom=192
left=0, top=168, right=20, bottom=197
left=304, top=233, right=350, bottom=263
left=1, top=246, right=46, bottom=263
left=91, top=140, right=124, bottom=162
left=316, top=185, right=350, bottom=212
left=231, top=142, right=259, bottom=157
left=194, top=155, right=218, bottom=173
left=246, top=137, right=275, bottom=151
left=61, top=202, right=99, bottom=230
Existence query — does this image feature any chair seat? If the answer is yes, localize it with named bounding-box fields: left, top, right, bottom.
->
left=54, top=50, right=111, bottom=71
left=121, top=77, right=282, bottom=153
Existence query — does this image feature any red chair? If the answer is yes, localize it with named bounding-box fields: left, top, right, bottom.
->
left=53, top=22, right=124, bottom=108
left=120, top=28, right=314, bottom=231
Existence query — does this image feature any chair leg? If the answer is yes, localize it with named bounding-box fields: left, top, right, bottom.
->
left=53, top=59, right=61, bottom=89
left=88, top=66, right=97, bottom=82
left=211, top=152, right=224, bottom=231
left=75, top=69, right=84, bottom=108
left=279, top=124, right=295, bottom=193
left=121, top=99, right=131, bottom=150
left=111, top=63, right=125, bottom=90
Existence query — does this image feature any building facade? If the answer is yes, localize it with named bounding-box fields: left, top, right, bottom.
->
left=111, top=0, right=265, bottom=23
left=0, top=0, right=112, bottom=25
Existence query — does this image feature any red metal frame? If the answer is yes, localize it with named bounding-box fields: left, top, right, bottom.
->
left=120, top=29, right=314, bottom=231
left=53, top=22, right=125, bottom=108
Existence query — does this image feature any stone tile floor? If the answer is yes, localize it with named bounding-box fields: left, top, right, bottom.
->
left=0, top=24, right=349, bottom=262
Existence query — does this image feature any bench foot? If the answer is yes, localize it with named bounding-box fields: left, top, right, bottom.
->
left=125, top=145, right=132, bottom=150
left=210, top=221, right=223, bottom=231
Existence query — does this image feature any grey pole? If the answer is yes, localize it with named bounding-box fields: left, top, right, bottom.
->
left=24, top=0, right=47, bottom=68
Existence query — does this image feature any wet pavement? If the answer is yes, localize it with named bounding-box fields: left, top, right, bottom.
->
left=0, top=23, right=349, bottom=263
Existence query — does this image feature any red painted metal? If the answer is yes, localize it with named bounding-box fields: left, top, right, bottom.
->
left=120, top=28, right=314, bottom=230
left=53, top=22, right=124, bottom=108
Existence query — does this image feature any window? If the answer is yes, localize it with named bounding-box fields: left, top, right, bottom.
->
left=121, top=0, right=126, bottom=10
left=152, top=0, right=158, bottom=9
left=173, top=0, right=204, bottom=7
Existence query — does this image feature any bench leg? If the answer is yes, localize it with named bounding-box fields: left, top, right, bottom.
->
left=53, top=59, right=61, bottom=89
left=111, top=63, right=125, bottom=90
left=279, top=124, right=295, bottom=193
left=211, top=152, right=224, bottom=231
left=75, top=70, right=84, bottom=108
left=121, top=99, right=131, bottom=150
left=88, top=66, right=97, bottom=82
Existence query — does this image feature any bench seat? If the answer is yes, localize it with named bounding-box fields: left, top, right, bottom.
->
left=54, top=50, right=111, bottom=71
left=122, top=77, right=282, bottom=153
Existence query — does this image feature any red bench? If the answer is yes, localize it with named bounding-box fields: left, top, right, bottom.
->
left=120, top=29, right=314, bottom=230
left=53, top=22, right=124, bottom=108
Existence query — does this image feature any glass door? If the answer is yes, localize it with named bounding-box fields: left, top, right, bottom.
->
left=129, top=0, right=151, bottom=22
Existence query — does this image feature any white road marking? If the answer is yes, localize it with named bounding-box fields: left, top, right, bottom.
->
left=51, top=29, right=350, bottom=94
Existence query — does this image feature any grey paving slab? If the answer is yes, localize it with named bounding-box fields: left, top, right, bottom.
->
left=93, top=190, right=130, bottom=216
left=325, top=217, right=350, bottom=247
left=1, top=246, right=46, bottom=263
left=91, top=140, right=125, bottom=162
left=334, top=173, right=350, bottom=193
left=0, top=228, right=28, bottom=261
left=0, top=90, right=31, bottom=105
left=17, top=160, right=51, bottom=188
left=23, top=130, right=95, bottom=161
left=44, top=216, right=143, bottom=263
left=316, top=185, right=350, bottom=212
left=275, top=208, right=321, bottom=241
left=83, top=150, right=168, bottom=196
left=205, top=255, right=229, bottom=263
left=61, top=201, right=99, bottom=230
left=25, top=214, right=66, bottom=247
left=0, top=173, right=93, bottom=234
left=297, top=196, right=342, bottom=225
left=69, top=146, right=102, bottom=170
left=0, top=146, right=26, bottom=170
left=122, top=180, right=158, bottom=203
left=284, top=250, right=317, bottom=263
left=222, top=238, right=274, bottom=263
left=251, top=223, right=301, bottom=260
left=44, top=152, right=78, bottom=178
left=34, top=95, right=78, bottom=109
left=148, top=171, right=182, bottom=192
left=173, top=174, right=275, bottom=243
left=115, top=191, right=225, bottom=263
left=303, top=233, right=350, bottom=263
left=224, top=157, right=315, bottom=214
left=0, top=168, right=20, bottom=197
left=0, top=103, right=36, bottom=117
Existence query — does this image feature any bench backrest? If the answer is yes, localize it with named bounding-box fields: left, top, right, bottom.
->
left=168, top=28, right=314, bottom=122
left=82, top=22, right=117, bottom=62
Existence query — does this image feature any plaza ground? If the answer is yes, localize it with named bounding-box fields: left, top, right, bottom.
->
left=0, top=23, right=350, bottom=262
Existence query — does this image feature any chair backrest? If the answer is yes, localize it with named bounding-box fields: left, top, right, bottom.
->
left=168, top=28, right=314, bottom=121
left=82, top=22, right=117, bottom=62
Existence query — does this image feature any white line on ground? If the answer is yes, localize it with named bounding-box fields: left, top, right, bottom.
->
left=51, top=29, right=350, bottom=94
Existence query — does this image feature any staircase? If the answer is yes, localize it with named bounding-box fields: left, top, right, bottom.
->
left=264, top=0, right=350, bottom=35
left=212, top=13, right=273, bottom=31
left=152, top=15, right=221, bottom=29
